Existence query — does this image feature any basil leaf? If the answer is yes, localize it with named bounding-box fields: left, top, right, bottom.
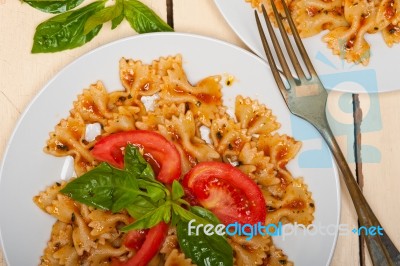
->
left=163, top=205, right=172, bottom=224
left=126, top=196, right=157, bottom=219
left=60, top=162, right=141, bottom=212
left=84, top=3, right=123, bottom=34
left=112, top=0, right=125, bottom=29
left=32, top=0, right=106, bottom=53
left=123, top=0, right=173, bottom=33
left=170, top=209, right=180, bottom=226
left=112, top=12, right=125, bottom=29
left=190, top=206, right=221, bottom=225
left=124, top=144, right=166, bottom=201
left=172, top=180, right=184, bottom=201
left=172, top=204, right=210, bottom=225
left=122, top=203, right=171, bottom=231
left=124, top=144, right=154, bottom=180
left=177, top=209, right=233, bottom=266
left=23, top=0, right=84, bottom=14
left=138, top=179, right=166, bottom=202
left=123, top=145, right=165, bottom=201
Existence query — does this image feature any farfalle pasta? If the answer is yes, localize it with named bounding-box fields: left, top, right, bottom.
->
left=35, top=55, right=314, bottom=265
left=247, top=0, right=400, bottom=65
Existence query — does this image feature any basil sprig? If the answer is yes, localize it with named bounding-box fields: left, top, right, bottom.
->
left=60, top=144, right=211, bottom=229
left=30, top=0, right=173, bottom=53
left=61, top=144, right=164, bottom=213
left=60, top=144, right=233, bottom=265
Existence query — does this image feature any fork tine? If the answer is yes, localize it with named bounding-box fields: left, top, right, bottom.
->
left=255, top=10, right=288, bottom=103
left=270, top=0, right=306, bottom=81
left=280, top=0, right=317, bottom=77
left=259, top=5, right=296, bottom=89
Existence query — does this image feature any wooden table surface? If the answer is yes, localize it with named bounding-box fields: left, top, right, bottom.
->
left=0, top=0, right=399, bottom=265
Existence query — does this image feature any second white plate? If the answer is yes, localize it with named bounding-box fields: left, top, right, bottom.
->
left=214, top=0, right=400, bottom=93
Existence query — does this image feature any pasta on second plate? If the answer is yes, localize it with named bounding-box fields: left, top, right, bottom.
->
left=34, top=55, right=314, bottom=265
left=247, top=0, right=400, bottom=65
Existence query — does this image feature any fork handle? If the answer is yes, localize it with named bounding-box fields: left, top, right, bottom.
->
left=315, top=117, right=400, bottom=266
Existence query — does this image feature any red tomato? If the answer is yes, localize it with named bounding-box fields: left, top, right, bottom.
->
left=183, top=162, right=266, bottom=225
left=123, top=229, right=148, bottom=251
left=91, top=130, right=181, bottom=184
left=112, top=222, right=168, bottom=266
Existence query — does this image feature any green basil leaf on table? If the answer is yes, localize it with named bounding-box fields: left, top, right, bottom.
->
left=172, top=180, right=185, bottom=201
left=23, top=0, right=84, bottom=14
left=31, top=0, right=106, bottom=53
left=123, top=0, right=173, bottom=33
left=111, top=0, right=125, bottom=29
left=112, top=12, right=125, bottom=29
left=122, top=203, right=171, bottom=231
left=177, top=207, right=233, bottom=266
left=124, top=144, right=155, bottom=180
left=60, top=162, right=141, bottom=212
left=83, top=2, right=123, bottom=34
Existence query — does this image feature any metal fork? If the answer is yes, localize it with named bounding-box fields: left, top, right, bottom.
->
left=255, top=2, right=400, bottom=265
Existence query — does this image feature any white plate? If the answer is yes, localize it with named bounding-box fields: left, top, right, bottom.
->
left=214, top=0, right=400, bottom=93
left=0, top=33, right=339, bottom=266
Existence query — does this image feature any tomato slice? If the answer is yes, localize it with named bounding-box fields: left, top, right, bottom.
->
left=123, top=229, right=148, bottom=251
left=112, top=222, right=168, bottom=266
left=91, top=130, right=181, bottom=184
left=183, top=162, right=266, bottom=225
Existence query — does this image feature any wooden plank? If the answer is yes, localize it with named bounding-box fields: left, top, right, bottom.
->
left=166, top=0, right=174, bottom=28
left=353, top=94, right=367, bottom=266
left=0, top=250, right=5, bottom=266
left=173, top=0, right=246, bottom=48
left=358, top=91, right=400, bottom=266
left=0, top=93, right=19, bottom=266
left=326, top=91, right=360, bottom=266
left=0, top=93, right=20, bottom=161
left=330, top=174, right=361, bottom=266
